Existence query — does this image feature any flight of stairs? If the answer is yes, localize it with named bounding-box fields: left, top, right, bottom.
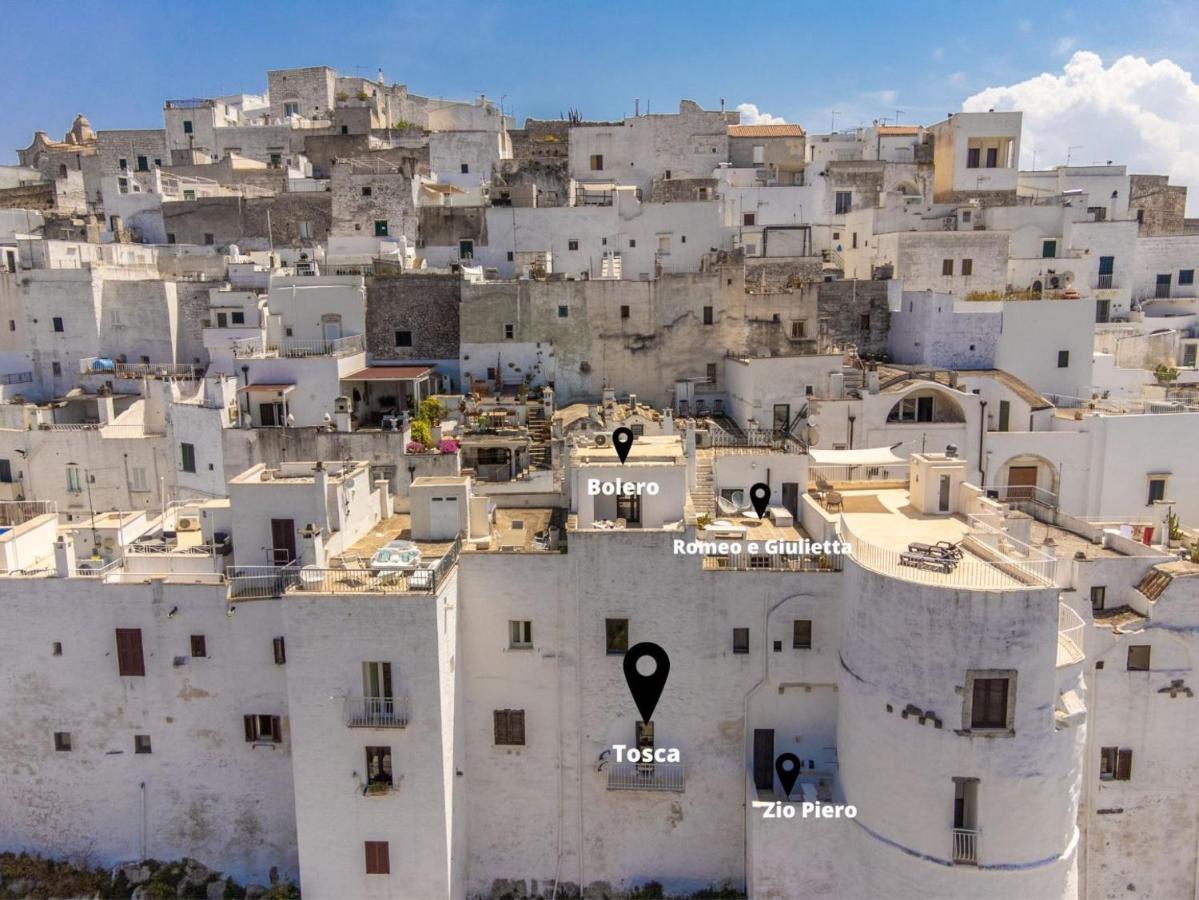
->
left=693, top=449, right=715, bottom=519
left=527, top=404, right=551, bottom=469
left=1136, top=567, right=1172, bottom=602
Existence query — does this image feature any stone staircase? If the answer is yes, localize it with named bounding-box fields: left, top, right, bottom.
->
left=692, top=449, right=715, bottom=518
left=1136, top=567, right=1173, bottom=602
left=527, top=404, right=551, bottom=469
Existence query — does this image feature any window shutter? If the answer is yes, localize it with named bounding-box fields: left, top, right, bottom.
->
left=271, top=716, right=283, bottom=743
left=493, top=710, right=507, bottom=744
left=273, top=637, right=286, bottom=665
left=116, top=628, right=145, bottom=677
left=244, top=715, right=255, bottom=742
left=1116, top=749, right=1133, bottom=781
left=512, top=710, right=525, bottom=745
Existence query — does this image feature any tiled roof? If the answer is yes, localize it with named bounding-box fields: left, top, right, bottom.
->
left=728, top=124, right=805, bottom=138
left=876, top=125, right=920, bottom=136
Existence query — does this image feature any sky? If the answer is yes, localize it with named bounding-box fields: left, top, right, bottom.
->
left=5, top=0, right=1199, bottom=206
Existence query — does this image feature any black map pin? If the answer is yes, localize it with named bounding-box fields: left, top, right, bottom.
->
left=776, top=753, right=801, bottom=798
left=612, top=427, right=634, bottom=464
left=623, top=642, right=670, bottom=722
left=750, top=482, right=771, bottom=518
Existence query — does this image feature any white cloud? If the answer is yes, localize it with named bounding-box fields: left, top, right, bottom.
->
left=735, top=103, right=785, bottom=125
left=876, top=89, right=898, bottom=105
left=1052, top=36, right=1077, bottom=56
left=964, top=51, right=1199, bottom=213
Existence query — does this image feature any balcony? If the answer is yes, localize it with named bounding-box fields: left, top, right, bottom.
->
left=952, top=827, right=979, bottom=865
left=344, top=695, right=409, bottom=728
left=606, top=761, right=685, bottom=793
left=1057, top=603, right=1085, bottom=667
left=231, top=334, right=365, bottom=359
left=1097, top=273, right=1114, bottom=289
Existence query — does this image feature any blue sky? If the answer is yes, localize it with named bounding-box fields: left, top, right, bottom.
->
left=2, top=0, right=1197, bottom=166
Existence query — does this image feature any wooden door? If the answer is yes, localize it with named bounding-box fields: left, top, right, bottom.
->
left=1006, top=466, right=1038, bottom=500
left=753, top=729, right=775, bottom=791
left=270, top=518, right=296, bottom=564
left=782, top=483, right=799, bottom=519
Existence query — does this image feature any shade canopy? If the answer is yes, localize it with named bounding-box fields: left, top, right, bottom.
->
left=808, top=446, right=905, bottom=466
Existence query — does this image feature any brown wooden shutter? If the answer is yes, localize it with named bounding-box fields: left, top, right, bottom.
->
left=244, top=715, right=255, bottom=742
left=511, top=710, right=525, bottom=745
left=365, top=841, right=390, bottom=875
left=493, top=710, right=507, bottom=745
left=115, top=628, right=145, bottom=677
left=273, top=637, right=286, bottom=665
left=271, top=716, right=282, bottom=743
left=1116, top=749, right=1133, bottom=781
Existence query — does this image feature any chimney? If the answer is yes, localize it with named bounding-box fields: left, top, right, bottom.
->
left=54, top=534, right=77, bottom=578
left=602, top=386, right=616, bottom=406
left=628, top=393, right=637, bottom=411
left=334, top=395, right=352, bottom=432
left=662, top=407, right=675, bottom=434
left=96, top=386, right=116, bottom=425
left=312, top=462, right=330, bottom=533
left=375, top=478, right=393, bottom=520
left=298, top=523, right=326, bottom=568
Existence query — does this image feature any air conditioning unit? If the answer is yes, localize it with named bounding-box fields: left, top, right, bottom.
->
left=177, top=515, right=201, bottom=532
left=594, top=434, right=609, bottom=447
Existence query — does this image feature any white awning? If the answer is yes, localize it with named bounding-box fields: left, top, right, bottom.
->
left=809, top=446, right=905, bottom=466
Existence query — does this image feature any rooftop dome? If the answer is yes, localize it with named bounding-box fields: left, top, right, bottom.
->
left=64, top=114, right=96, bottom=146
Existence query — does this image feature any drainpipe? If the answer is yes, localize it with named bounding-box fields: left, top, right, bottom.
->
left=978, top=401, right=987, bottom=483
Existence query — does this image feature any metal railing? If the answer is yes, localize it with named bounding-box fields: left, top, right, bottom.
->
left=0, top=371, right=33, bottom=385
left=344, top=695, right=409, bottom=728
left=74, top=557, right=125, bottom=578
left=702, top=551, right=843, bottom=573
left=606, top=762, right=685, bottom=793
left=710, top=426, right=806, bottom=454
left=809, top=463, right=910, bottom=487
left=80, top=359, right=201, bottom=379
left=952, top=828, right=979, bottom=865
left=1057, top=603, right=1085, bottom=667
left=963, top=515, right=1058, bottom=587
left=227, top=560, right=303, bottom=600
left=1096, top=273, right=1113, bottom=289
left=294, top=566, right=436, bottom=593
left=231, top=333, right=365, bottom=359
left=1045, top=392, right=1199, bottom=415
left=981, top=483, right=1058, bottom=509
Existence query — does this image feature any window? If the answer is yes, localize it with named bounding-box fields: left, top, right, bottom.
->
left=706, top=363, right=717, bottom=383
left=190, top=635, right=207, bottom=658
left=743, top=212, right=756, bottom=227
left=1057, top=350, right=1070, bottom=368
left=589, top=154, right=603, bottom=171
left=365, top=746, right=392, bottom=787
left=966, top=147, right=980, bottom=168
left=606, top=618, right=629, bottom=655
left=361, top=186, right=372, bottom=197
left=1101, top=746, right=1133, bottom=781
left=834, top=191, right=852, bottom=214
left=1147, top=477, right=1167, bottom=505
left=54, top=732, right=71, bottom=752
left=791, top=320, right=807, bottom=339
left=628, top=239, right=636, bottom=248
left=506, top=251, right=514, bottom=262
left=509, top=620, right=533, bottom=648
left=986, top=147, right=999, bottom=168
left=960, top=258, right=973, bottom=276
left=616, top=493, right=640, bottom=524
left=52, top=316, right=64, bottom=333
left=504, top=323, right=514, bottom=339
left=52, top=642, right=62, bottom=656
left=859, top=313, right=871, bottom=331
left=793, top=620, right=812, bottom=649
left=136, top=155, right=149, bottom=172
left=1127, top=645, right=1151, bottom=671
left=493, top=709, right=526, bottom=745
left=203, top=233, right=215, bottom=246
left=1182, top=269, right=1196, bottom=286
left=243, top=714, right=282, bottom=743
left=298, top=220, right=313, bottom=239
left=620, top=305, right=630, bottom=319
left=969, top=674, right=1012, bottom=730
left=1090, top=585, right=1106, bottom=612
left=1042, top=240, right=1057, bottom=259
left=269, top=153, right=282, bottom=169
left=0, top=459, right=11, bottom=483
left=182, top=120, right=193, bottom=134
left=364, top=841, right=390, bottom=875
left=732, top=628, right=750, bottom=654
left=115, top=628, right=145, bottom=677
left=558, top=305, right=568, bottom=318
left=273, top=637, right=286, bottom=665
left=942, top=258, right=954, bottom=276
left=374, top=220, right=389, bottom=237
left=51, top=362, right=62, bottom=377
left=568, top=239, right=579, bottom=251
left=66, top=465, right=82, bottom=493
left=180, top=442, right=196, bottom=474
left=751, top=144, right=766, bottom=164
left=394, top=330, right=412, bottom=347
left=703, top=306, right=714, bottom=325
left=166, top=233, right=176, bottom=244
left=231, top=311, right=245, bottom=325
left=134, top=734, right=152, bottom=754
left=458, top=162, right=469, bottom=174
left=119, top=157, right=129, bottom=172
left=458, top=239, right=474, bottom=259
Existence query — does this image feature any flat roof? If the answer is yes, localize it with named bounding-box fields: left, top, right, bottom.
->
left=344, top=365, right=434, bottom=381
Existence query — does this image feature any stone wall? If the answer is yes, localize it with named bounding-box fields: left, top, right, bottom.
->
left=649, top=177, right=717, bottom=203
left=418, top=207, right=488, bottom=248
left=0, top=182, right=56, bottom=212
left=493, top=158, right=569, bottom=207
left=1130, top=174, right=1188, bottom=236
left=162, top=193, right=332, bottom=249
left=366, top=272, right=461, bottom=361
left=816, top=279, right=891, bottom=357
left=330, top=156, right=422, bottom=241
left=95, top=130, right=168, bottom=178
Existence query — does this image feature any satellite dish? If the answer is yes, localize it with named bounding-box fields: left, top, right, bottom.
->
left=799, top=424, right=820, bottom=446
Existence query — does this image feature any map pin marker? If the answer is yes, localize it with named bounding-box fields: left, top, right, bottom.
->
left=613, top=427, right=634, bottom=464
left=623, top=642, right=670, bottom=723
left=750, top=482, right=771, bottom=519
left=775, top=752, right=801, bottom=798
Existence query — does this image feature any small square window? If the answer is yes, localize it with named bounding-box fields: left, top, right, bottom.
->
left=203, top=233, right=215, bottom=246
left=183, top=120, right=193, bottom=135
left=568, top=239, right=579, bottom=251
left=706, top=363, right=717, bottom=382
left=605, top=618, right=629, bottom=655
left=190, top=635, right=207, bottom=658
left=942, top=259, right=954, bottom=277
left=859, top=313, right=871, bottom=331
left=52, top=362, right=62, bottom=377
left=620, top=305, right=630, bottom=319
left=364, top=840, right=390, bottom=875
left=231, top=311, right=245, bottom=325
left=1148, top=477, right=1167, bottom=505
left=1127, top=645, right=1151, bottom=671
left=1181, top=269, right=1195, bottom=285
left=460, top=163, right=469, bottom=174
left=134, top=734, right=152, bottom=754
left=52, top=316, right=64, bottom=333
left=732, top=628, right=750, bottom=654
left=361, top=186, right=372, bottom=197
left=1100, top=746, right=1132, bottom=781
left=54, top=732, right=72, bottom=752
left=1057, top=350, right=1070, bottom=368
left=961, top=259, right=973, bottom=276
left=494, top=709, right=526, bottom=745
left=968, top=672, right=1014, bottom=731
left=509, top=620, right=533, bottom=648
left=629, top=239, right=636, bottom=248
left=558, top=306, right=568, bottom=318
left=506, top=251, right=514, bottom=262
left=504, top=323, right=514, bottom=339
left=395, top=330, right=412, bottom=347
left=52, top=642, right=62, bottom=656
left=743, top=212, right=756, bottom=227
